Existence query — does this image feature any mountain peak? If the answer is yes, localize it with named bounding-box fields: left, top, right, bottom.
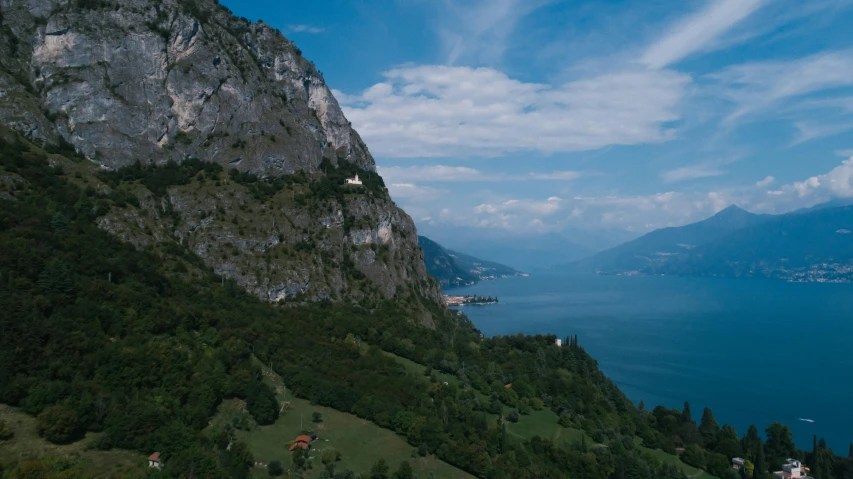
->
left=715, top=204, right=748, bottom=216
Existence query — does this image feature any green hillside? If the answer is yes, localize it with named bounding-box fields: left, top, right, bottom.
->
left=1, top=128, right=848, bottom=479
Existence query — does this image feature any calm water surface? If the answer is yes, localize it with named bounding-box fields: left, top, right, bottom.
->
left=450, top=272, right=853, bottom=451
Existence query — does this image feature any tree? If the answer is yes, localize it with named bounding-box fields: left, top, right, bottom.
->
left=36, top=405, right=79, bottom=444
left=312, top=411, right=323, bottom=423
left=681, top=444, right=706, bottom=469
left=50, top=212, right=68, bottom=231
left=394, top=461, right=414, bottom=479
left=699, top=407, right=720, bottom=445
left=744, top=460, right=755, bottom=478
left=245, top=381, right=279, bottom=425
left=370, top=459, right=390, bottom=479
left=716, top=425, right=744, bottom=458
left=682, top=401, right=694, bottom=424
left=268, top=460, right=283, bottom=477
left=754, top=444, right=767, bottom=479
left=765, top=422, right=795, bottom=465
left=506, top=409, right=520, bottom=423
left=744, top=425, right=761, bottom=458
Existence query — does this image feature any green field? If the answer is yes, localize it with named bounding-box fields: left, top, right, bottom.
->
left=640, top=447, right=718, bottom=479
left=0, top=404, right=146, bottom=477
left=211, top=363, right=475, bottom=479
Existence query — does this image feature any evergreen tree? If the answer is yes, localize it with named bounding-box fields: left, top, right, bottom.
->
left=754, top=444, right=767, bottom=479
left=849, top=443, right=853, bottom=459
left=813, top=435, right=820, bottom=479
left=682, top=401, right=694, bottom=424
left=638, top=400, right=645, bottom=412
left=50, top=212, right=68, bottom=231
left=699, top=407, right=720, bottom=446
left=744, top=424, right=761, bottom=458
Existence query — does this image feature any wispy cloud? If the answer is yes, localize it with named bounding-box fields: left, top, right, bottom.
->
left=791, top=120, right=853, bottom=146
left=662, top=165, right=727, bottom=183
left=641, top=0, right=766, bottom=69
left=387, top=183, right=447, bottom=202
left=713, top=50, right=853, bottom=122
left=379, top=165, right=586, bottom=182
left=435, top=0, right=551, bottom=65
left=756, top=176, right=775, bottom=187
left=285, top=24, right=325, bottom=34
left=340, top=65, right=689, bottom=157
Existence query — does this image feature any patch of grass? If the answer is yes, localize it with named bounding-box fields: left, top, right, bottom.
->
left=640, top=446, right=718, bottom=479
left=0, top=404, right=146, bottom=477
left=212, top=360, right=474, bottom=478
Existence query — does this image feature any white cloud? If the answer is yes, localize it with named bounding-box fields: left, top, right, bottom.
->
left=641, top=0, right=766, bottom=69
left=771, top=157, right=853, bottom=200
left=714, top=50, right=853, bottom=122
left=756, top=176, right=775, bottom=187
left=387, top=183, right=447, bottom=202
left=662, top=165, right=727, bottom=183
left=285, top=24, right=325, bottom=34
left=340, top=65, right=689, bottom=158
left=378, top=165, right=585, bottom=183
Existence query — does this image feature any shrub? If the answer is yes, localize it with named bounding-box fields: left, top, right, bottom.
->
left=268, top=460, right=283, bottom=477
left=0, top=420, right=14, bottom=440
left=506, top=409, right=520, bottom=423
left=36, top=405, right=79, bottom=444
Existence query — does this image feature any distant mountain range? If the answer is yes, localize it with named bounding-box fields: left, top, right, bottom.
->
left=572, top=202, right=853, bottom=282
left=418, top=236, right=525, bottom=287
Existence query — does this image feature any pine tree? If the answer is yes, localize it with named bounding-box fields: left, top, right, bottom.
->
left=813, top=435, right=820, bottom=479
left=699, top=407, right=720, bottom=446
left=682, top=401, right=693, bottom=424
left=638, top=400, right=645, bottom=412
left=754, top=444, right=767, bottom=479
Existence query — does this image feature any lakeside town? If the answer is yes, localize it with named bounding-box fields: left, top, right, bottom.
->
left=443, top=294, right=499, bottom=306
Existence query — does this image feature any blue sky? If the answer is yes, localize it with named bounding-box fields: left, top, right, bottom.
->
left=224, top=0, right=853, bottom=243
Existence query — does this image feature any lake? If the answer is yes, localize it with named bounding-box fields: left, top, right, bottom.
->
left=448, top=272, right=853, bottom=451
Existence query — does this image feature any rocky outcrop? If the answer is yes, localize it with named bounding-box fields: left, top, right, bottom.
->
left=0, top=0, right=443, bottom=312
left=0, top=0, right=372, bottom=176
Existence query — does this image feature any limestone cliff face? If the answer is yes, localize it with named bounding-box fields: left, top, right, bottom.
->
left=0, top=0, right=443, bottom=310
left=1, top=0, right=371, bottom=175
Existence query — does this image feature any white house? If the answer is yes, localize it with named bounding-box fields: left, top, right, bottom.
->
left=345, top=174, right=362, bottom=185
left=732, top=457, right=746, bottom=470
left=148, top=452, right=162, bottom=469
left=774, top=459, right=811, bottom=479
left=555, top=338, right=562, bottom=347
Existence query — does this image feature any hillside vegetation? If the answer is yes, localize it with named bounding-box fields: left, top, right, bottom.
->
left=0, top=104, right=849, bottom=479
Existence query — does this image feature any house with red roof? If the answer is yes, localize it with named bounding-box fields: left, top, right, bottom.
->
left=148, top=452, right=162, bottom=469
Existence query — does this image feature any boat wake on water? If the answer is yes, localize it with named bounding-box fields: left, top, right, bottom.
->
left=798, top=418, right=815, bottom=423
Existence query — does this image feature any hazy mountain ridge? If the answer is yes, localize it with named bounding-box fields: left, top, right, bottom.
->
left=418, top=235, right=523, bottom=287
left=573, top=203, right=853, bottom=282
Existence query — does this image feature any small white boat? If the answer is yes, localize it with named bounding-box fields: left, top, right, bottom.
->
left=797, top=418, right=815, bottom=423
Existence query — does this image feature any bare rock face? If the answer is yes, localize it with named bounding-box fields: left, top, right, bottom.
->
left=0, top=0, right=443, bottom=312
left=0, top=0, right=372, bottom=176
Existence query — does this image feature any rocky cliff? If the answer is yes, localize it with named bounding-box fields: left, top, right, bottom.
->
left=0, top=0, right=443, bottom=314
